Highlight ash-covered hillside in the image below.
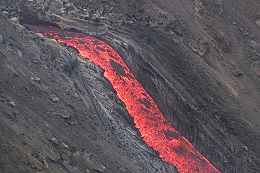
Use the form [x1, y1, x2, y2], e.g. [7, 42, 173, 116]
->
[0, 0, 259, 173]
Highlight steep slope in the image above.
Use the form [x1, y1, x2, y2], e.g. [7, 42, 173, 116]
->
[0, 0, 260, 172]
[0, 15, 177, 173]
[31, 25, 219, 173]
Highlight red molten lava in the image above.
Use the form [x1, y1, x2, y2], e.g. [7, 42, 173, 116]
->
[34, 26, 220, 173]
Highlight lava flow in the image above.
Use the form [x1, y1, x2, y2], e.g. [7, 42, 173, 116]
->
[34, 26, 220, 173]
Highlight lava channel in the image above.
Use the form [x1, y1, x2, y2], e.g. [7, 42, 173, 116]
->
[34, 26, 221, 173]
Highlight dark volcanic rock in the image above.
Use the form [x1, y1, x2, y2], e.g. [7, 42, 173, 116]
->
[0, 0, 260, 173]
[0, 34, 3, 43]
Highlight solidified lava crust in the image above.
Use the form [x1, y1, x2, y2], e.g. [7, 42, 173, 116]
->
[34, 26, 220, 173]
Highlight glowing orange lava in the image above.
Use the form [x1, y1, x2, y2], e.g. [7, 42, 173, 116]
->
[34, 26, 220, 173]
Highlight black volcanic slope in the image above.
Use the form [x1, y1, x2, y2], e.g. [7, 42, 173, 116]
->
[0, 0, 260, 173]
